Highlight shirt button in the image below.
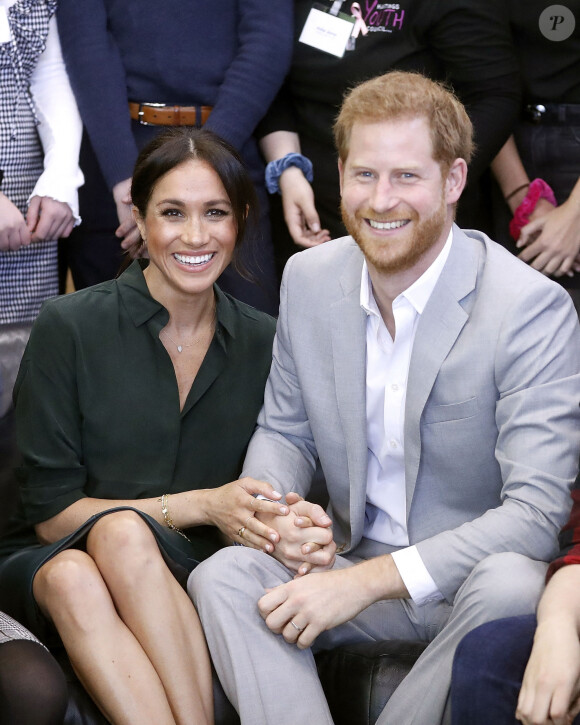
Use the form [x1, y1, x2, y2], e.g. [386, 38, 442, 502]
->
[391, 383, 399, 391]
[389, 439, 398, 449]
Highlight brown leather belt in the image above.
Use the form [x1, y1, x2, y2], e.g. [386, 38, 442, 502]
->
[129, 102, 212, 127]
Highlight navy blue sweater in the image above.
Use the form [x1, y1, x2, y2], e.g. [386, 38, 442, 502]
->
[57, 0, 293, 189]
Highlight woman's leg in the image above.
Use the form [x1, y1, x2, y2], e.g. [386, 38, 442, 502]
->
[0, 639, 67, 725]
[33, 548, 178, 725]
[86, 511, 213, 725]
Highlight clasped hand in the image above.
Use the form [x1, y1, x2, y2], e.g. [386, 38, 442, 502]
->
[518, 198, 580, 278]
[0, 193, 75, 251]
[257, 492, 336, 576]
[202, 477, 289, 553]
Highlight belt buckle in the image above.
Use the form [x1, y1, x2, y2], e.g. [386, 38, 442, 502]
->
[138, 102, 166, 126]
[527, 103, 546, 123]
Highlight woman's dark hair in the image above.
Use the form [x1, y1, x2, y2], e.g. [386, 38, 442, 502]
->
[130, 127, 259, 276]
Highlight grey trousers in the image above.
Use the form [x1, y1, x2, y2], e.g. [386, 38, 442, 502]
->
[188, 545, 546, 725]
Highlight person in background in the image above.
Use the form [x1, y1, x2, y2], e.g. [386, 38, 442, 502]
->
[0, 611, 67, 725]
[488, 0, 580, 313]
[451, 470, 580, 725]
[0, 0, 82, 325]
[56, 0, 292, 315]
[258, 0, 521, 276]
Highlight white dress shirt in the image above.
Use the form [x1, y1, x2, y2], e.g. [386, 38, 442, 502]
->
[361, 229, 453, 605]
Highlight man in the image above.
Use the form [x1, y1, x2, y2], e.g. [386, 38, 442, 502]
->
[188, 71, 580, 725]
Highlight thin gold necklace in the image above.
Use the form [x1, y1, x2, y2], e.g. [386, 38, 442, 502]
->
[161, 305, 216, 353]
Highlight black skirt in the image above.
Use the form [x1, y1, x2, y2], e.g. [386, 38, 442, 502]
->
[0, 507, 221, 646]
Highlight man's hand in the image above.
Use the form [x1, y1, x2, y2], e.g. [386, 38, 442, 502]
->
[517, 198, 580, 278]
[279, 167, 331, 248]
[516, 617, 580, 725]
[113, 177, 141, 253]
[257, 493, 336, 575]
[258, 555, 408, 649]
[0, 193, 31, 250]
[27, 196, 75, 243]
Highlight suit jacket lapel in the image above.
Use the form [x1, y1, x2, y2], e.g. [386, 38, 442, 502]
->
[331, 246, 368, 547]
[404, 226, 481, 513]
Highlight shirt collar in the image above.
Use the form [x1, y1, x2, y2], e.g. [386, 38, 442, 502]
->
[117, 259, 237, 346]
[360, 228, 453, 317]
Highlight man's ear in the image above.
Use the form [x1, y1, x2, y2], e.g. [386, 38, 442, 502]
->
[338, 158, 344, 196]
[445, 158, 468, 205]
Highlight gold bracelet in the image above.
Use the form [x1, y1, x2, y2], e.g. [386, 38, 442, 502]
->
[160, 493, 191, 543]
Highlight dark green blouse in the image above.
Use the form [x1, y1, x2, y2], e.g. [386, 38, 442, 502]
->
[1, 260, 276, 557]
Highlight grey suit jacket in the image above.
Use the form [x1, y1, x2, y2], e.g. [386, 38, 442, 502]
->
[243, 226, 580, 601]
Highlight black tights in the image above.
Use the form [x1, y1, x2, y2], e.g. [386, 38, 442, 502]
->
[0, 640, 67, 725]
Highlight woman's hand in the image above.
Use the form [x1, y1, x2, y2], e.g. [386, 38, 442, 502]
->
[517, 198, 580, 278]
[0, 192, 31, 250]
[200, 477, 289, 552]
[26, 196, 76, 242]
[279, 167, 331, 248]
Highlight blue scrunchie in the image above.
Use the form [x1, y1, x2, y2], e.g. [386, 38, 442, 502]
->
[265, 152, 314, 195]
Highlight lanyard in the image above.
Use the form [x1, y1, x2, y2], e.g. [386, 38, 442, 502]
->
[329, 0, 345, 15]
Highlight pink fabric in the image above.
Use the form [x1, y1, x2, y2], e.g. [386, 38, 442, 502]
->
[509, 178, 557, 240]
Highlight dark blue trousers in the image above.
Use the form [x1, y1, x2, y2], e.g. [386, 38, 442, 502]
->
[452, 614, 580, 724]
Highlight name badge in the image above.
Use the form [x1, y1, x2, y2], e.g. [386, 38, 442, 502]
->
[0, 8, 12, 44]
[299, 5, 355, 58]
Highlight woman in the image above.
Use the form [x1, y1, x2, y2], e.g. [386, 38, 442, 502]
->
[0, 0, 82, 324]
[0, 127, 287, 725]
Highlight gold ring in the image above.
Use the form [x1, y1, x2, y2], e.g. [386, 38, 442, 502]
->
[238, 526, 246, 538]
[290, 620, 305, 632]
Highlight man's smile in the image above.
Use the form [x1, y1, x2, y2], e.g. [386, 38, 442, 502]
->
[367, 219, 410, 230]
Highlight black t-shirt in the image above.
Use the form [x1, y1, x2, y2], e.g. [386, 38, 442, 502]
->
[260, 0, 520, 178]
[509, 0, 580, 103]
[258, 0, 520, 234]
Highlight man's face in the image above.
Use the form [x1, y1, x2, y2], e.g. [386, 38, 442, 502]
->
[339, 116, 464, 277]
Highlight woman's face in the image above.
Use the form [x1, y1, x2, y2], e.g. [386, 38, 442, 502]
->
[135, 158, 237, 301]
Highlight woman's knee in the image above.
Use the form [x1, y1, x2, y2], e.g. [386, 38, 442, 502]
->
[86, 510, 157, 562]
[87, 510, 167, 586]
[0, 640, 68, 725]
[33, 549, 102, 614]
